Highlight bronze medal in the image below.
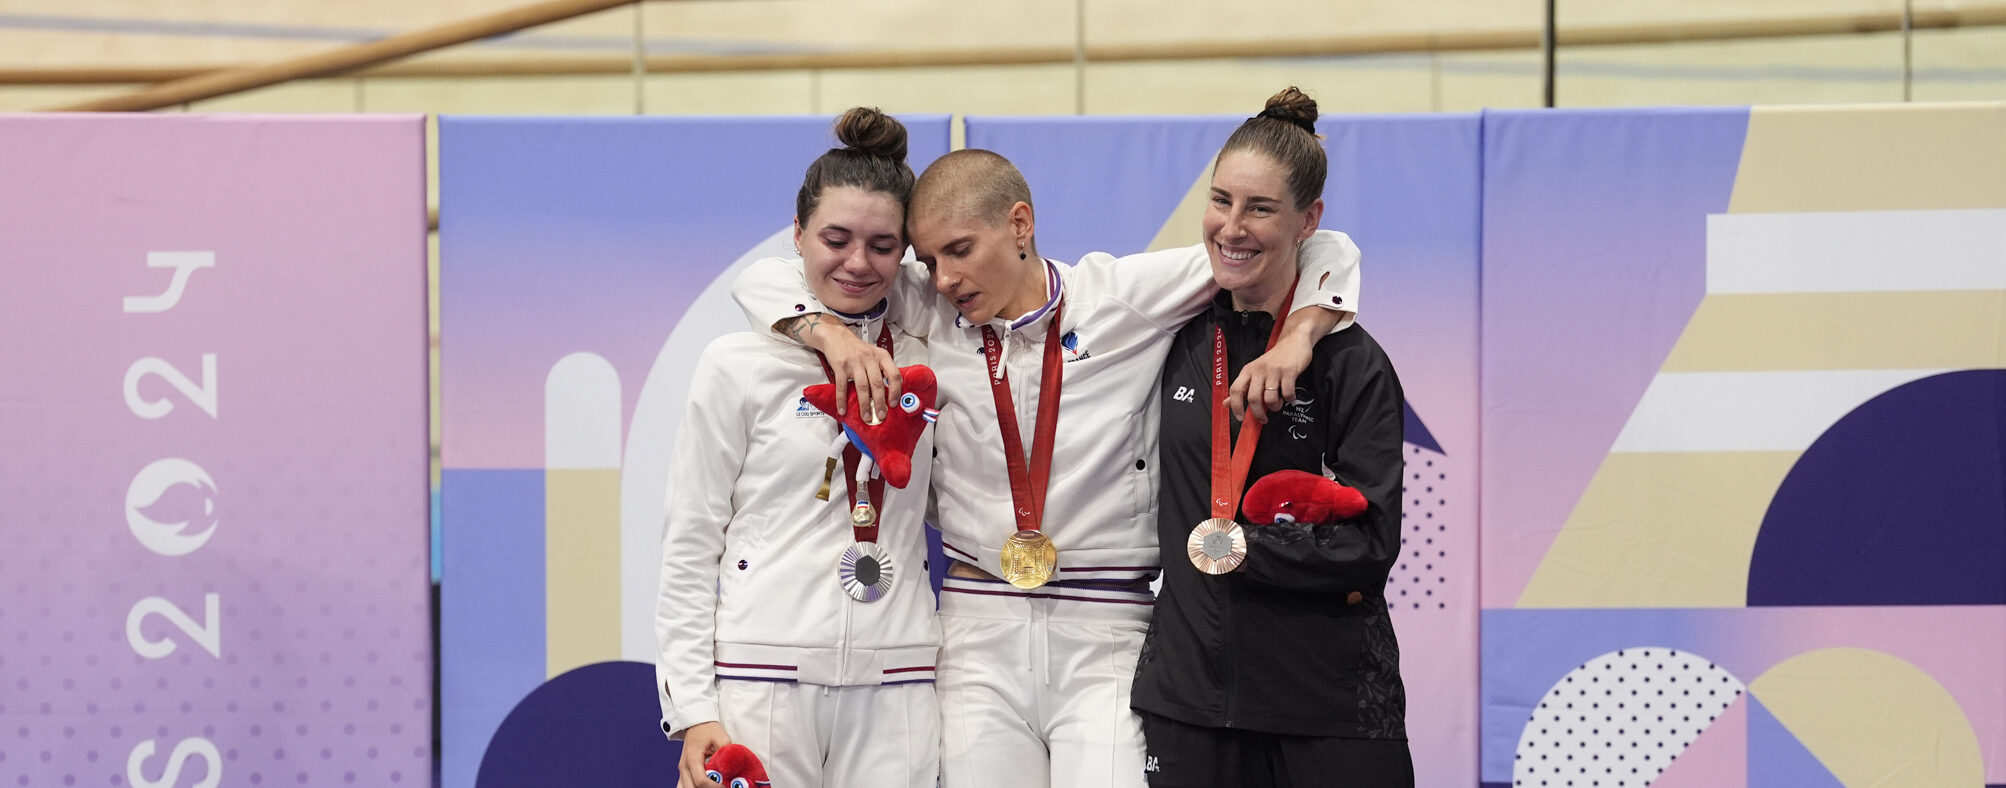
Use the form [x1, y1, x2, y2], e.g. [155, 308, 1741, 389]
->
[1186, 517, 1247, 575]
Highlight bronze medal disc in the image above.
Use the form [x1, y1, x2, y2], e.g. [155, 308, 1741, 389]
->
[1186, 517, 1247, 575]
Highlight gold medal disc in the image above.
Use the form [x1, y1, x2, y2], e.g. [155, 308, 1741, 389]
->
[1186, 518, 1247, 575]
[998, 529, 1059, 589]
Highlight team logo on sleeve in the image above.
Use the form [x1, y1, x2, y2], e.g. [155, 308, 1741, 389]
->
[1060, 330, 1090, 362]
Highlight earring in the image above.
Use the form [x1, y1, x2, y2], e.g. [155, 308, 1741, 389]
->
[1019, 247, 1028, 261]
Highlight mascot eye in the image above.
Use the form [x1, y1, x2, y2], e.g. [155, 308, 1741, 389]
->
[731, 780, 751, 788]
[1272, 513, 1296, 524]
[899, 392, 921, 413]
[705, 771, 723, 783]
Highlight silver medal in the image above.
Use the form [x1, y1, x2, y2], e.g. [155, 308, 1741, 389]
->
[837, 541, 895, 602]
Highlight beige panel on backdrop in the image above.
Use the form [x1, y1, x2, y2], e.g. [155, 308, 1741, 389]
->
[1729, 102, 2006, 213]
[1515, 451, 1799, 608]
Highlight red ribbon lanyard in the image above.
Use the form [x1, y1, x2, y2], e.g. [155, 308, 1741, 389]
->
[981, 303, 1065, 534]
[1210, 279, 1298, 520]
[818, 324, 897, 543]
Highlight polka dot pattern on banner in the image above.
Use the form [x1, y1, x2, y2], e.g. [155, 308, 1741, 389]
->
[1511, 647, 1745, 788]
[1389, 444, 1451, 613]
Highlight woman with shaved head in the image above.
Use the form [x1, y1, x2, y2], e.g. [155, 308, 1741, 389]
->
[732, 116, 1363, 787]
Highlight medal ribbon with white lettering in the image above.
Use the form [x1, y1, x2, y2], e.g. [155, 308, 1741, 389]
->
[819, 324, 898, 601]
[981, 303, 1064, 589]
[1188, 278, 1297, 574]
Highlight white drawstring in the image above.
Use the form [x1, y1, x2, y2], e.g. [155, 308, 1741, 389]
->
[992, 326, 1010, 381]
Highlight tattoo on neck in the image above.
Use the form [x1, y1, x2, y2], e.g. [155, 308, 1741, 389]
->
[784, 313, 823, 343]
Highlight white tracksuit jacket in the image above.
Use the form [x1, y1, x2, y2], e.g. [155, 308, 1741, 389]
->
[654, 306, 939, 739]
[731, 234, 1360, 587]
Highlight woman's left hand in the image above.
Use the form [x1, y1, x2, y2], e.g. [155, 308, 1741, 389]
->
[1229, 336, 1311, 423]
[1228, 304, 1346, 422]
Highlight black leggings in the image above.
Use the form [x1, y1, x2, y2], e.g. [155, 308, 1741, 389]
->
[1139, 711, 1415, 788]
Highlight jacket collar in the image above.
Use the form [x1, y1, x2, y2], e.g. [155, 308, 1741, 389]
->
[1208, 287, 1279, 332]
[957, 259, 1063, 333]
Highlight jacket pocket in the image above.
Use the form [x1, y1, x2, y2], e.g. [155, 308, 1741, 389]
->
[1126, 413, 1155, 519]
[717, 518, 768, 604]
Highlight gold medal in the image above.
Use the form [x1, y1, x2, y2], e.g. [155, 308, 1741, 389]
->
[1186, 517, 1247, 575]
[998, 529, 1058, 589]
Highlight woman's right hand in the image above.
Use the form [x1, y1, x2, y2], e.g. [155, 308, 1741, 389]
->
[676, 721, 732, 788]
[783, 314, 901, 422]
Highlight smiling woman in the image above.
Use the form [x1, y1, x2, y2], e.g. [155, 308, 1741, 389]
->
[1133, 86, 1417, 787]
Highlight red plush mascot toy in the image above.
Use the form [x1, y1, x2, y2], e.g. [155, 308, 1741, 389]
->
[802, 365, 941, 489]
[703, 743, 771, 788]
[1241, 469, 1368, 525]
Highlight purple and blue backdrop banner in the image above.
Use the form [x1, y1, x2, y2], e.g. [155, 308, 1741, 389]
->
[967, 113, 1482, 788]
[0, 115, 432, 787]
[436, 115, 952, 788]
[1478, 105, 2006, 787]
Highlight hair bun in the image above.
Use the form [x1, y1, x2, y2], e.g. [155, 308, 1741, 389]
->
[834, 106, 908, 162]
[1258, 87, 1319, 135]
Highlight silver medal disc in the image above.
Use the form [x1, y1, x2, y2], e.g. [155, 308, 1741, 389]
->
[838, 541, 896, 603]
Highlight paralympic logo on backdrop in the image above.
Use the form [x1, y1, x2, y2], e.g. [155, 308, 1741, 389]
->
[125, 457, 219, 557]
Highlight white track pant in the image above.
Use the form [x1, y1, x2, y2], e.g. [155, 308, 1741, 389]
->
[718, 679, 940, 788]
[936, 577, 1153, 788]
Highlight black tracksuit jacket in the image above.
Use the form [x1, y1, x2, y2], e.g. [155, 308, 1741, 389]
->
[1131, 291, 1408, 739]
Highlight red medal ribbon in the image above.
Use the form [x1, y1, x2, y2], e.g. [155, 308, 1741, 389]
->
[1210, 279, 1298, 520]
[980, 303, 1065, 535]
[818, 323, 897, 543]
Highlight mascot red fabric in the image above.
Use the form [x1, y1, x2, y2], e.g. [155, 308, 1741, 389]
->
[803, 364, 940, 489]
[703, 743, 772, 788]
[1241, 469, 1367, 525]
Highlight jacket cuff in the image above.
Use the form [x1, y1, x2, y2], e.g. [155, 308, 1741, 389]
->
[664, 700, 721, 741]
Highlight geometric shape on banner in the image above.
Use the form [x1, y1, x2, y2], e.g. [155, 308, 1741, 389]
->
[441, 468, 550, 788]
[1144, 159, 1213, 251]
[476, 660, 681, 788]
[546, 468, 623, 677]
[1646, 695, 1746, 788]
[1748, 369, 2006, 606]
[546, 351, 624, 470]
[547, 344, 625, 680]
[1404, 401, 1445, 455]
[1728, 104, 2006, 214]
[1511, 647, 1745, 788]
[1516, 451, 1798, 608]
[1748, 647, 1984, 788]
[1660, 290, 2006, 373]
[1746, 695, 1845, 788]
[1389, 442, 1454, 613]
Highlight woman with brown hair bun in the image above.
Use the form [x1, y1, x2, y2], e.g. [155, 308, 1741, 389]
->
[654, 107, 942, 788]
[1132, 87, 1415, 786]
